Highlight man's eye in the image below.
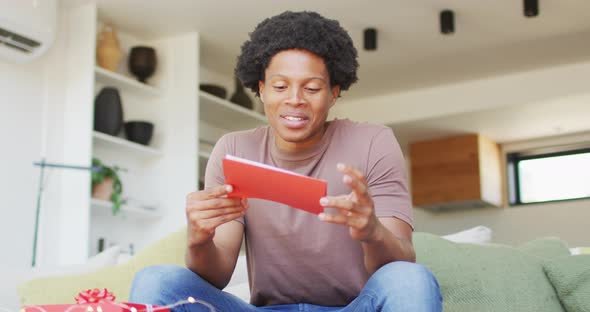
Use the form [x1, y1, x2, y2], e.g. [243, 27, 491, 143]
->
[305, 88, 320, 92]
[273, 86, 287, 91]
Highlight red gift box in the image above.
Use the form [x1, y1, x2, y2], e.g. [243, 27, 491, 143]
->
[22, 302, 168, 312]
[21, 289, 170, 312]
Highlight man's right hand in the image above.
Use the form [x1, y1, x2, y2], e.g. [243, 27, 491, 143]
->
[185, 185, 248, 248]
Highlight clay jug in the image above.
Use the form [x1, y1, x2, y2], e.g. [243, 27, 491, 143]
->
[96, 24, 122, 71]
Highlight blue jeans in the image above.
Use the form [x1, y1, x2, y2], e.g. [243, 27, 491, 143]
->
[129, 261, 442, 312]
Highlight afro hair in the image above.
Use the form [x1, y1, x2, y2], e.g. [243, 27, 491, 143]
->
[235, 11, 359, 96]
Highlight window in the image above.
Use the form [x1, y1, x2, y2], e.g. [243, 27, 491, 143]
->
[507, 147, 590, 205]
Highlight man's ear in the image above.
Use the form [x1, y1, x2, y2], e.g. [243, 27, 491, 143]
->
[330, 85, 340, 108]
[258, 81, 265, 101]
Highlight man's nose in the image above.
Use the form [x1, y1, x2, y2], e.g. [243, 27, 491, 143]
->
[285, 87, 305, 106]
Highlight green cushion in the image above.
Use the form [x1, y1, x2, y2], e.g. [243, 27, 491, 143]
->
[17, 227, 187, 305]
[543, 255, 590, 312]
[414, 233, 569, 312]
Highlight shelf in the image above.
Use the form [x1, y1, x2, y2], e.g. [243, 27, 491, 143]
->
[95, 66, 161, 96]
[198, 150, 211, 159]
[199, 91, 267, 132]
[91, 198, 162, 220]
[93, 131, 163, 158]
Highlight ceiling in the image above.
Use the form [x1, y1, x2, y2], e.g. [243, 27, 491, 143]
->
[90, 0, 590, 100]
[391, 91, 590, 150]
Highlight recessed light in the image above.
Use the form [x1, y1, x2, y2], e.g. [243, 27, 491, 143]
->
[440, 10, 454, 35]
[524, 0, 539, 17]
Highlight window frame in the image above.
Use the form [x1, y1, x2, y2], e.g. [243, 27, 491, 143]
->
[507, 146, 590, 206]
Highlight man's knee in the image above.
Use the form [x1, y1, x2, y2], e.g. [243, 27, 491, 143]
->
[133, 265, 191, 286]
[364, 262, 442, 311]
[368, 261, 439, 295]
[131, 264, 207, 298]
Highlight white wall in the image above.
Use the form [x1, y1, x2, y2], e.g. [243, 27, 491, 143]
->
[414, 200, 590, 246]
[333, 59, 590, 126]
[0, 3, 96, 268]
[143, 32, 200, 247]
[0, 53, 45, 269]
[46, 3, 96, 267]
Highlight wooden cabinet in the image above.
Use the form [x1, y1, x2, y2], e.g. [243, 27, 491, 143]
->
[409, 134, 503, 210]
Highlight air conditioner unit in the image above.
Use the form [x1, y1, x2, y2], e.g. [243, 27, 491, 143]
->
[0, 0, 57, 63]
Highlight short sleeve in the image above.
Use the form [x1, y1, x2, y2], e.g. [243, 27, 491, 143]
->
[366, 128, 413, 229]
[204, 134, 245, 224]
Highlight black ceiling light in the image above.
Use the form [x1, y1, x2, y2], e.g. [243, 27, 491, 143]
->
[524, 0, 539, 17]
[440, 10, 454, 35]
[364, 28, 377, 51]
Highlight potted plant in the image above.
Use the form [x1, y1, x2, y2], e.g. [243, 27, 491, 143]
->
[91, 157, 123, 215]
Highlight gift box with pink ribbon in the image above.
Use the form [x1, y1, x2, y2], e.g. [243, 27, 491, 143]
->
[20, 288, 203, 312]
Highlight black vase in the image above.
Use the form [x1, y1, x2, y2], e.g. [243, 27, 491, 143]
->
[128, 46, 157, 83]
[229, 77, 253, 109]
[124, 121, 154, 145]
[94, 87, 123, 135]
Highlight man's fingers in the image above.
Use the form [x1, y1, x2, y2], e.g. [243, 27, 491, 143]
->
[188, 197, 243, 211]
[342, 175, 373, 208]
[318, 212, 349, 225]
[318, 212, 370, 232]
[337, 163, 371, 203]
[344, 174, 369, 198]
[190, 205, 245, 220]
[320, 196, 355, 212]
[196, 184, 233, 200]
[337, 163, 366, 184]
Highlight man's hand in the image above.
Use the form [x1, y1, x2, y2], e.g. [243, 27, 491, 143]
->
[318, 163, 382, 242]
[185, 185, 248, 248]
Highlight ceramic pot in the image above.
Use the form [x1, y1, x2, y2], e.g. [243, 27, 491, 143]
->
[124, 121, 154, 145]
[96, 24, 122, 71]
[94, 87, 123, 135]
[92, 177, 114, 201]
[128, 46, 157, 83]
[229, 77, 253, 109]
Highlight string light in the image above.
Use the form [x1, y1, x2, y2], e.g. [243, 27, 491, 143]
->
[4, 297, 216, 312]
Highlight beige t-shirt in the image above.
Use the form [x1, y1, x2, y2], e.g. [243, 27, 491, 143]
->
[204, 119, 413, 307]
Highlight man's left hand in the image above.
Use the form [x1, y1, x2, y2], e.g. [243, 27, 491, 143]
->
[318, 163, 382, 242]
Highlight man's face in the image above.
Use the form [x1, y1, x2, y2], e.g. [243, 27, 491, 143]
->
[259, 49, 340, 151]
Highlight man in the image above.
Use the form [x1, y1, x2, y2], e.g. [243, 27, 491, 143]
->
[130, 11, 442, 311]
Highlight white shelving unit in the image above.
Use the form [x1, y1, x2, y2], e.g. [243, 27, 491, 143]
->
[198, 149, 212, 159]
[95, 66, 161, 97]
[92, 131, 163, 158]
[91, 198, 162, 220]
[199, 91, 266, 132]
[35, 2, 197, 266]
[198, 90, 267, 186]
[87, 14, 199, 258]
